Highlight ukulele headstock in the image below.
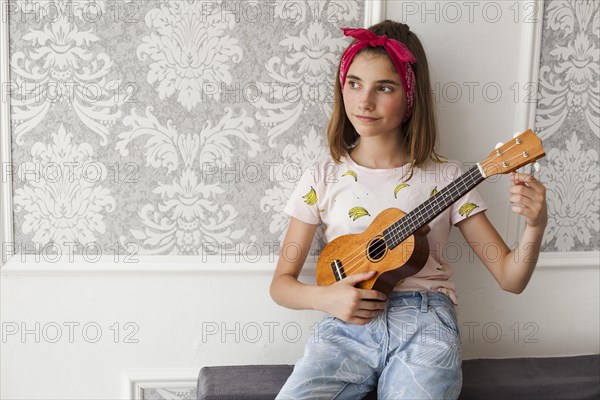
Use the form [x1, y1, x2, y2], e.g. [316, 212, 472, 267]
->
[480, 129, 545, 178]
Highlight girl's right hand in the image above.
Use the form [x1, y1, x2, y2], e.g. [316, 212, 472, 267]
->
[319, 270, 388, 325]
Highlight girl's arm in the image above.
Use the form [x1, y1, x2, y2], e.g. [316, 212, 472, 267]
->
[456, 172, 548, 294]
[270, 216, 387, 324]
[269, 216, 322, 310]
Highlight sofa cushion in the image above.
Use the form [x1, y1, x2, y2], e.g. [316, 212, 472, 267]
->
[197, 354, 600, 400]
[459, 354, 600, 400]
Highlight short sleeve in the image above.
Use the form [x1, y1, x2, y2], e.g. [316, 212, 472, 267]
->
[448, 162, 488, 226]
[283, 166, 321, 225]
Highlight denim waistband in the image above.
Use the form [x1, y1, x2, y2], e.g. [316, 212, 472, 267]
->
[387, 290, 453, 312]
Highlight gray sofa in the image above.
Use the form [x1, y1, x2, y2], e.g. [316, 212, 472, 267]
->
[197, 354, 599, 399]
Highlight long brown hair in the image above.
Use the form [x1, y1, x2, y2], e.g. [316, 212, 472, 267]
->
[327, 20, 441, 181]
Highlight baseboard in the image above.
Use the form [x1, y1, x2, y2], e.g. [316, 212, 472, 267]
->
[121, 369, 198, 400]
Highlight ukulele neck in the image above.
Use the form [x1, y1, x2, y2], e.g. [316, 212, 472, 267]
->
[383, 164, 486, 249]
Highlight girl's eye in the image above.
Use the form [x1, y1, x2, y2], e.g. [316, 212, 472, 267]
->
[348, 81, 359, 89]
[380, 86, 393, 93]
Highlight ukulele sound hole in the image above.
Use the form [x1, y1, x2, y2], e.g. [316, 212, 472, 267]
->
[367, 236, 387, 262]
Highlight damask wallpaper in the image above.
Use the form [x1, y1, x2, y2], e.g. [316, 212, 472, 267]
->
[535, 0, 599, 252]
[9, 0, 364, 258]
[7, 0, 599, 260]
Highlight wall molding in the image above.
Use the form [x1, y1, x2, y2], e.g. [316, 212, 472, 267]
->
[506, 0, 545, 246]
[364, 0, 385, 27]
[0, 0, 15, 267]
[1, 251, 597, 275]
[536, 251, 600, 269]
[0, 255, 317, 275]
[121, 369, 197, 400]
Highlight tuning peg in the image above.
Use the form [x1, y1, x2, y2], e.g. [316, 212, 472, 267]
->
[533, 162, 541, 173]
[495, 142, 504, 149]
[513, 131, 522, 138]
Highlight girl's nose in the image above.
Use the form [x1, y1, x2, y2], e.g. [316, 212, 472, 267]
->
[358, 91, 375, 110]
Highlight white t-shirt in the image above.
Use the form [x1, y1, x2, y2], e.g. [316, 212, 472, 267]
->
[283, 151, 488, 305]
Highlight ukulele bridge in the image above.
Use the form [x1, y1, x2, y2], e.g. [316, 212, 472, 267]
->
[331, 259, 345, 281]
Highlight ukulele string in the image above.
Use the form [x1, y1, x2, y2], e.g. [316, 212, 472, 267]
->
[332, 143, 529, 279]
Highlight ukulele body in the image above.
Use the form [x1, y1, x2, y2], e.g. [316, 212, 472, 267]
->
[315, 207, 430, 296]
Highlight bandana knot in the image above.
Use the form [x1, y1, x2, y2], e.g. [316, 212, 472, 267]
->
[370, 34, 388, 47]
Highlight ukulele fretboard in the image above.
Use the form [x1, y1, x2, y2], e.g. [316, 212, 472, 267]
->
[383, 165, 485, 249]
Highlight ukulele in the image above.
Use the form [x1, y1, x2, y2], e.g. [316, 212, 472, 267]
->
[315, 129, 546, 296]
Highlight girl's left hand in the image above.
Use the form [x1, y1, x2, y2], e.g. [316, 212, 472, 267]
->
[509, 172, 548, 231]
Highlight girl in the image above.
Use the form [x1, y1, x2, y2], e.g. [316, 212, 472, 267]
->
[270, 20, 547, 400]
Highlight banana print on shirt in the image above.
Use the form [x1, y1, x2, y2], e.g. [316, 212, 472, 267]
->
[342, 170, 358, 182]
[393, 183, 410, 198]
[348, 206, 370, 221]
[458, 202, 479, 218]
[302, 187, 317, 206]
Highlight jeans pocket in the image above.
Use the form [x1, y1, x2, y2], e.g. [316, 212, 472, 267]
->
[429, 304, 460, 338]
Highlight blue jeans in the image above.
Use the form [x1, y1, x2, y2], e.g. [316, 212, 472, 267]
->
[276, 291, 462, 400]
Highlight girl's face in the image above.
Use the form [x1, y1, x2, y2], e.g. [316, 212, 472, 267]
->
[342, 52, 407, 140]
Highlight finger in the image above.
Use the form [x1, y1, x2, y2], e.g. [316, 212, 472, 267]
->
[509, 174, 546, 204]
[511, 204, 532, 219]
[357, 299, 387, 310]
[510, 182, 547, 206]
[343, 270, 376, 286]
[509, 194, 536, 208]
[353, 309, 381, 319]
[509, 184, 537, 198]
[510, 190, 543, 209]
[511, 203, 535, 219]
[510, 200, 542, 217]
[357, 289, 387, 302]
[511, 172, 544, 190]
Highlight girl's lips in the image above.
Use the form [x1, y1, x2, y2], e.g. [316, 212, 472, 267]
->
[355, 115, 379, 122]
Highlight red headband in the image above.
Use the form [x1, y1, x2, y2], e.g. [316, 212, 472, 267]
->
[339, 28, 417, 122]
